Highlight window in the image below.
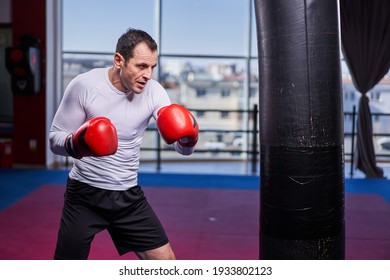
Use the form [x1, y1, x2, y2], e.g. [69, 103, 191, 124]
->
[62, 0, 156, 53]
[221, 89, 231, 97]
[161, 0, 249, 56]
[220, 111, 230, 119]
[196, 111, 205, 118]
[196, 89, 207, 98]
[62, 1, 390, 167]
[370, 91, 381, 102]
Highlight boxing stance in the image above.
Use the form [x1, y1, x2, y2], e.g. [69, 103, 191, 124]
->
[49, 28, 198, 260]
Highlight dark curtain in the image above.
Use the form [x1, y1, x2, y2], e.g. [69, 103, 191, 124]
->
[340, 0, 390, 178]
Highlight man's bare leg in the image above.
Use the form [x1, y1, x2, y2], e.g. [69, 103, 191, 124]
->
[136, 243, 176, 260]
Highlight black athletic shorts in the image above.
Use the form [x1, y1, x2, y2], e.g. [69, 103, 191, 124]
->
[54, 177, 169, 260]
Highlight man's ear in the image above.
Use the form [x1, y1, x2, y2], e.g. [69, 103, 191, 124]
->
[113, 53, 124, 68]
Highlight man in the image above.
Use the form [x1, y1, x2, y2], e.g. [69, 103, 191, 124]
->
[49, 28, 199, 260]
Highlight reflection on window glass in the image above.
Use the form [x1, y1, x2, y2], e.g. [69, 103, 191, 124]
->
[161, 0, 249, 56]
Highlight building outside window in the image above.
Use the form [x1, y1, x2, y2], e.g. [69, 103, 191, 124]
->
[62, 0, 390, 168]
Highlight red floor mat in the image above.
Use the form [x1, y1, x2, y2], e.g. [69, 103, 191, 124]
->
[0, 184, 389, 260]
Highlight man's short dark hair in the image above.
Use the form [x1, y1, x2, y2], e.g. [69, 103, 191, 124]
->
[116, 28, 158, 63]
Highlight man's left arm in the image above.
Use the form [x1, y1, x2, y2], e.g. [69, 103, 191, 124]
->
[156, 104, 199, 156]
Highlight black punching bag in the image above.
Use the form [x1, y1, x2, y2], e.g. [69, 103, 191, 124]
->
[254, 0, 345, 259]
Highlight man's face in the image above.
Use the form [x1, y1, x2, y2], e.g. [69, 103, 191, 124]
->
[114, 42, 158, 93]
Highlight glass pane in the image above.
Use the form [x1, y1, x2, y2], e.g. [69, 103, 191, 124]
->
[63, 53, 113, 89]
[62, 0, 156, 52]
[161, 0, 249, 56]
[249, 58, 259, 109]
[251, 3, 258, 57]
[158, 57, 252, 160]
[63, 52, 159, 90]
[159, 57, 246, 108]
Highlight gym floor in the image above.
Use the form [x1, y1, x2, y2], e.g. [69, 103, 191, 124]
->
[0, 166, 389, 260]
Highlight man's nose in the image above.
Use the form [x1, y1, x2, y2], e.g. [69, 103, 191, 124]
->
[143, 68, 153, 80]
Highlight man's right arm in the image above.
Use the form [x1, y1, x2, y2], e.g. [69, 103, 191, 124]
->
[49, 79, 87, 156]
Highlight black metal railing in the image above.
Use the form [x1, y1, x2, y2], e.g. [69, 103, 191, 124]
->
[143, 104, 259, 174]
[142, 104, 390, 176]
[60, 104, 390, 176]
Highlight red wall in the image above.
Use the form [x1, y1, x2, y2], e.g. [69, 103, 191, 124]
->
[11, 0, 46, 165]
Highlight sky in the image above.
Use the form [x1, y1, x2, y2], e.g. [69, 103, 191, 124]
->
[62, 0, 257, 57]
[62, 0, 353, 75]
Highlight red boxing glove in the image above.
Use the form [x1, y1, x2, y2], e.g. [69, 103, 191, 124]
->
[65, 117, 118, 159]
[157, 104, 199, 147]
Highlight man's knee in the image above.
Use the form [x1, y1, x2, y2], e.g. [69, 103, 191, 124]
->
[136, 243, 176, 260]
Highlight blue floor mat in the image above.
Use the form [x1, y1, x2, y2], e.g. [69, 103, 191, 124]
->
[1, 169, 389, 211]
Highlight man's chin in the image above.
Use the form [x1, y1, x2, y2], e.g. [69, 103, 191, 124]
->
[132, 88, 143, 94]
[134, 84, 146, 93]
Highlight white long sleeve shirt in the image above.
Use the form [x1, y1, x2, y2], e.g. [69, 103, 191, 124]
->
[49, 67, 194, 190]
